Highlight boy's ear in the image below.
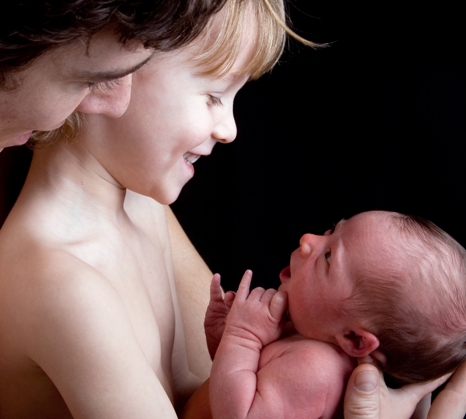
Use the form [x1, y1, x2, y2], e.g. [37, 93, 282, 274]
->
[335, 329, 380, 358]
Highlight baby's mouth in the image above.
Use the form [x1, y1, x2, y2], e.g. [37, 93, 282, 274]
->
[183, 152, 200, 165]
[279, 266, 291, 281]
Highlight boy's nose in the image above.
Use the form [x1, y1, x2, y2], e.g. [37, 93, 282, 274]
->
[299, 233, 323, 257]
[212, 108, 237, 144]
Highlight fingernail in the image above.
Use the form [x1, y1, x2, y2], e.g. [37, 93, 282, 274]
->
[354, 371, 377, 392]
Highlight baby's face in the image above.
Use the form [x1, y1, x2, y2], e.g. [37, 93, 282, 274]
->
[77, 22, 252, 204]
[279, 212, 393, 342]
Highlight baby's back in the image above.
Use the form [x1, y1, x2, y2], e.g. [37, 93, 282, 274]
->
[257, 333, 356, 419]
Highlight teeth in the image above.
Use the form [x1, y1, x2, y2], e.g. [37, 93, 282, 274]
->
[184, 152, 200, 164]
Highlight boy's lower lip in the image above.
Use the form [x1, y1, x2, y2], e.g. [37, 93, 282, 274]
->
[183, 156, 195, 177]
[183, 153, 202, 176]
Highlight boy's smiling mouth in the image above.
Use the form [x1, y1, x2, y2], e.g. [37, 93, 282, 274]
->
[183, 152, 200, 165]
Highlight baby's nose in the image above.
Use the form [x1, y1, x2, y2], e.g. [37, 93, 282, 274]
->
[299, 233, 324, 257]
[300, 234, 313, 256]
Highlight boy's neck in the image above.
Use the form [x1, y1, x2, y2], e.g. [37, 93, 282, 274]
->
[24, 140, 128, 218]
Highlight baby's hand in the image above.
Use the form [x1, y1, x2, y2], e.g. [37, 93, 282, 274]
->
[204, 273, 235, 359]
[224, 270, 287, 348]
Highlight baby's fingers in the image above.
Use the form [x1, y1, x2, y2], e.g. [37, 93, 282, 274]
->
[269, 291, 287, 322]
[223, 291, 236, 308]
[236, 269, 253, 300]
[210, 273, 223, 303]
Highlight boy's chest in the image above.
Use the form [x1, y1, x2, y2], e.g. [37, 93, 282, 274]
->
[122, 249, 175, 365]
[90, 229, 178, 380]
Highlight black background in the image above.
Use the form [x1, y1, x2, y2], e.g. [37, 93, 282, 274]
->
[171, 1, 466, 292]
[0, 2, 465, 295]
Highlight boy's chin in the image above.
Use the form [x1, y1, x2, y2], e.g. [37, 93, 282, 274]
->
[146, 186, 184, 206]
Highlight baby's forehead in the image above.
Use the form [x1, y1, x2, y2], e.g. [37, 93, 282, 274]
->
[344, 211, 410, 258]
[342, 211, 392, 238]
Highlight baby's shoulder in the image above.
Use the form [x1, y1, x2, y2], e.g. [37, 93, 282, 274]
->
[262, 334, 355, 374]
[259, 334, 355, 418]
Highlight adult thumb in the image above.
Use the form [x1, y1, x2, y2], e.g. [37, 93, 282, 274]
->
[344, 364, 380, 419]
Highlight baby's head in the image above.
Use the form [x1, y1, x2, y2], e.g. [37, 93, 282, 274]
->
[279, 210, 466, 384]
[31, 0, 315, 147]
[342, 211, 466, 384]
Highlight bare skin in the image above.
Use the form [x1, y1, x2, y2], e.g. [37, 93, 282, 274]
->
[0, 143, 205, 418]
[193, 272, 355, 419]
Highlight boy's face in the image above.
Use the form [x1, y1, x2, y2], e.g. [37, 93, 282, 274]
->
[279, 212, 393, 343]
[0, 31, 152, 152]
[80, 35, 251, 204]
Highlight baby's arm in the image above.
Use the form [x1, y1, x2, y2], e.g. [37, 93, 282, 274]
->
[209, 270, 287, 419]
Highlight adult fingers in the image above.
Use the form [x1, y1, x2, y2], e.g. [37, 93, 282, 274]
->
[344, 363, 381, 419]
[428, 362, 466, 418]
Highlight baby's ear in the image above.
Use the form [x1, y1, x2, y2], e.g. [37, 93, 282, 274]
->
[335, 329, 380, 358]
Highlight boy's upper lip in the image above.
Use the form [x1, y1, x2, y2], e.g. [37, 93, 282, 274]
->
[183, 152, 203, 164]
[183, 151, 210, 163]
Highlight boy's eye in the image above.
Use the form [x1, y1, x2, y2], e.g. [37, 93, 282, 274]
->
[208, 95, 223, 106]
[325, 251, 331, 264]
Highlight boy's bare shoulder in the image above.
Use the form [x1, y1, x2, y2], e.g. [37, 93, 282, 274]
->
[0, 241, 126, 351]
[0, 237, 175, 417]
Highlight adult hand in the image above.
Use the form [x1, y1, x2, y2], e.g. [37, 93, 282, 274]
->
[344, 358, 450, 419]
[428, 361, 466, 418]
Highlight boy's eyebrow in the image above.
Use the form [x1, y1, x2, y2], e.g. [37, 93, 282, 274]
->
[74, 54, 153, 82]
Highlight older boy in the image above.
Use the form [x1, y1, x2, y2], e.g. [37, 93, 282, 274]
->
[0, 0, 226, 399]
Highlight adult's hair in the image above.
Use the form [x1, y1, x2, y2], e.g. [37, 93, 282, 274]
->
[0, 0, 227, 88]
[343, 211, 466, 384]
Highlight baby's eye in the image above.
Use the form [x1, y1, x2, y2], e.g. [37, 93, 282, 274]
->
[208, 95, 223, 106]
[324, 225, 335, 236]
[325, 251, 331, 264]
